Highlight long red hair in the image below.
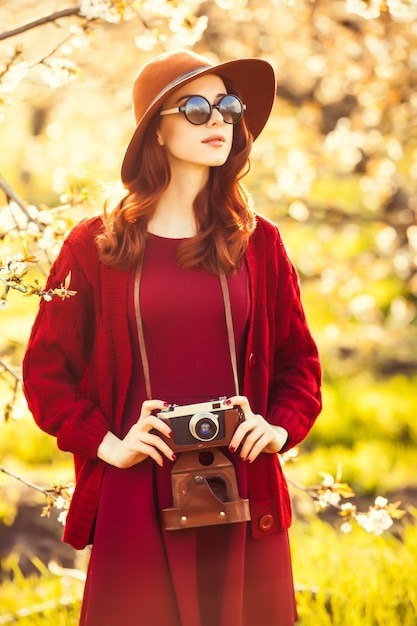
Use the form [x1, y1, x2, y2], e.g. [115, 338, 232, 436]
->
[96, 82, 256, 274]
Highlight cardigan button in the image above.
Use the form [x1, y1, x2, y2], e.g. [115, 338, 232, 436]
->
[248, 352, 256, 368]
[259, 514, 274, 531]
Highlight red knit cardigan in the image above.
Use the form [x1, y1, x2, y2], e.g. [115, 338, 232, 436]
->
[23, 213, 321, 550]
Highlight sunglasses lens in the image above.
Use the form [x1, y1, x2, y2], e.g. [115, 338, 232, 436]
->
[218, 95, 243, 124]
[184, 96, 211, 125]
[182, 94, 244, 125]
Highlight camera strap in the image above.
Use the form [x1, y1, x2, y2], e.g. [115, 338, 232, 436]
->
[219, 270, 240, 398]
[134, 258, 240, 400]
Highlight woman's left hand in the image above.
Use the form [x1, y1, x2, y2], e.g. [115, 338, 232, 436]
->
[226, 396, 288, 463]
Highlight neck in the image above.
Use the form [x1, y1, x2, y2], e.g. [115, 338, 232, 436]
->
[148, 163, 209, 238]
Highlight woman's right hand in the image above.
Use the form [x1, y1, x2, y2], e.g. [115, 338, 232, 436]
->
[97, 400, 176, 468]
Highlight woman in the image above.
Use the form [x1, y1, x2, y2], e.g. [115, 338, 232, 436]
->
[23, 50, 322, 626]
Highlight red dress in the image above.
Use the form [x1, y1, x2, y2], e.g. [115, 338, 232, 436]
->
[79, 234, 297, 626]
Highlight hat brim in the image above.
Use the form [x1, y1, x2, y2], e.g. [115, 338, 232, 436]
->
[121, 57, 276, 185]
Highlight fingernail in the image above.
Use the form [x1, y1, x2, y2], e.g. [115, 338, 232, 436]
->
[225, 399, 232, 405]
[229, 446, 236, 453]
[172, 453, 177, 461]
[168, 430, 174, 438]
[163, 402, 170, 408]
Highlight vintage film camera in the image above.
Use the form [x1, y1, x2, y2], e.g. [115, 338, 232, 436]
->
[155, 398, 250, 530]
[156, 397, 244, 453]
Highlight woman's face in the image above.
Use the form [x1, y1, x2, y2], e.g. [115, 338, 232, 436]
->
[157, 74, 234, 172]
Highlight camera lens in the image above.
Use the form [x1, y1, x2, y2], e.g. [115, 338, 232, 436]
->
[189, 411, 219, 442]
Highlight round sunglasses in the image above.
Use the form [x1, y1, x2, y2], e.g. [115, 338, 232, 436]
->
[160, 94, 246, 126]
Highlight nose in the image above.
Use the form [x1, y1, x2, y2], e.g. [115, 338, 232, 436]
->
[208, 105, 224, 125]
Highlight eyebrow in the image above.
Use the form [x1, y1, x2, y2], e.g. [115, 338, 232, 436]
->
[174, 92, 228, 105]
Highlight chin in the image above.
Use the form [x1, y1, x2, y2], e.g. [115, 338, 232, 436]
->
[207, 155, 229, 167]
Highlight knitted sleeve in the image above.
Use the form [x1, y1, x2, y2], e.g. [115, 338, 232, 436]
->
[266, 226, 322, 450]
[22, 220, 110, 458]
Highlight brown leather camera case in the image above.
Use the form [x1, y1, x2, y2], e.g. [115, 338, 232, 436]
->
[162, 448, 251, 530]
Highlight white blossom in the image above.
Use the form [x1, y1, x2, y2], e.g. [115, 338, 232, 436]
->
[375, 496, 389, 508]
[80, 0, 121, 22]
[320, 472, 335, 488]
[27, 222, 40, 236]
[0, 254, 27, 280]
[57, 510, 68, 526]
[0, 203, 29, 233]
[320, 489, 341, 507]
[387, 0, 417, 21]
[10, 398, 27, 420]
[54, 496, 66, 510]
[169, 14, 208, 47]
[340, 522, 353, 534]
[142, 0, 204, 15]
[69, 25, 92, 49]
[135, 30, 162, 52]
[41, 59, 78, 89]
[356, 509, 393, 535]
[37, 229, 55, 250]
[37, 210, 54, 226]
[214, 0, 247, 9]
[346, 0, 381, 18]
[9, 261, 26, 278]
[0, 62, 29, 94]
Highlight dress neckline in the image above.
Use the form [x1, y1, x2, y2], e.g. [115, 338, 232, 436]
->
[147, 231, 191, 242]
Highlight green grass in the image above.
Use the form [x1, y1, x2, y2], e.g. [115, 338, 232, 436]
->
[284, 373, 417, 498]
[1, 515, 416, 625]
[0, 554, 83, 625]
[291, 513, 417, 625]
[314, 374, 417, 448]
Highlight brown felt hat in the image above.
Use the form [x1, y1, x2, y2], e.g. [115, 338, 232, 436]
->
[121, 49, 276, 184]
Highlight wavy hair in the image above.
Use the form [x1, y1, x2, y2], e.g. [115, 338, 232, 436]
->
[96, 82, 256, 274]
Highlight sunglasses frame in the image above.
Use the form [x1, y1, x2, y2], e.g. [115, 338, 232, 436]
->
[160, 94, 246, 125]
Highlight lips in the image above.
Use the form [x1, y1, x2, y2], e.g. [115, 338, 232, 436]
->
[202, 134, 226, 146]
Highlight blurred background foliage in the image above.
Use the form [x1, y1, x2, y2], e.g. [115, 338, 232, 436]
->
[0, 0, 417, 622]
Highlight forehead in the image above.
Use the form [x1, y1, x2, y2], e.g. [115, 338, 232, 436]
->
[166, 74, 227, 104]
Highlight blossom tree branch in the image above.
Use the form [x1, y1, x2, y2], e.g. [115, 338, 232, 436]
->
[0, 358, 21, 423]
[281, 453, 407, 535]
[0, 7, 82, 41]
[0, 172, 45, 233]
[0, 457, 407, 534]
[0, 465, 74, 525]
[0, 356, 21, 382]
